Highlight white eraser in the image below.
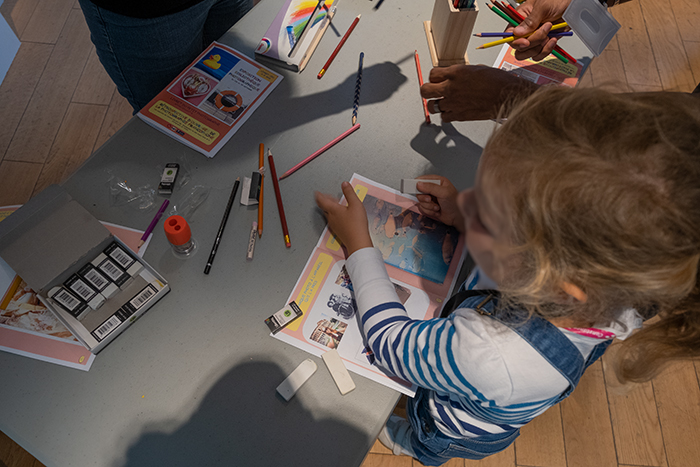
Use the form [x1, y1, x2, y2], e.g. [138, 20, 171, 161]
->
[102, 282, 119, 299]
[322, 349, 355, 395]
[401, 178, 440, 194]
[277, 359, 317, 401]
[240, 177, 253, 205]
[126, 261, 144, 277]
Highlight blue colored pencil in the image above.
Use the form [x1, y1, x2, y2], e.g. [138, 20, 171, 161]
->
[474, 31, 573, 38]
[352, 52, 364, 125]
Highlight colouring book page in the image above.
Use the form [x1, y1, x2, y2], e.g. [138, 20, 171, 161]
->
[273, 174, 466, 396]
[493, 44, 584, 87]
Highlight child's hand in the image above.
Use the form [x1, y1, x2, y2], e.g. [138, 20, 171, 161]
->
[315, 182, 373, 256]
[415, 176, 465, 233]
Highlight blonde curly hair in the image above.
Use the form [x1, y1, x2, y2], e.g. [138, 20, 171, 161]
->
[485, 86, 700, 383]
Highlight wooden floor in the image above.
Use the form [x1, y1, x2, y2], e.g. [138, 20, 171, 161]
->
[0, 0, 699, 466]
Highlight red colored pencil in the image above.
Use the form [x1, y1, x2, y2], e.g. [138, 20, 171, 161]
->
[268, 150, 291, 248]
[317, 14, 361, 79]
[414, 50, 430, 124]
[499, 1, 576, 64]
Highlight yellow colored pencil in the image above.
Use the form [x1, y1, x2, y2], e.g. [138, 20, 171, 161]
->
[477, 22, 569, 49]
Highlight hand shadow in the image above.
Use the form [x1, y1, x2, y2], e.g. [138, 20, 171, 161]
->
[117, 360, 371, 467]
[237, 61, 408, 144]
[409, 122, 485, 190]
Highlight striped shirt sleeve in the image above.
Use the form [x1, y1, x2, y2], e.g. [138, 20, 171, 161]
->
[345, 247, 500, 395]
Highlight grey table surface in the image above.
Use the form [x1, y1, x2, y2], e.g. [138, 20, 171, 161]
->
[0, 1, 592, 466]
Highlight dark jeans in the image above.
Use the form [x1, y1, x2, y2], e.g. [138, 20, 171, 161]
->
[79, 0, 253, 112]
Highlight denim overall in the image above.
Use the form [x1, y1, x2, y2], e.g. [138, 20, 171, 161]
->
[406, 290, 612, 466]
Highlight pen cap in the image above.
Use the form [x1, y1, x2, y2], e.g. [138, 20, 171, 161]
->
[164, 215, 191, 246]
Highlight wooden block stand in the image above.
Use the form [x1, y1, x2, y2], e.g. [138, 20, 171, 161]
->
[424, 0, 479, 67]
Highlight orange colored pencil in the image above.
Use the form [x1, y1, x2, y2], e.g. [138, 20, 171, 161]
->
[258, 143, 264, 238]
[414, 50, 430, 124]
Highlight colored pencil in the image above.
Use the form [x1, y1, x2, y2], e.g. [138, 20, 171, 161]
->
[267, 151, 291, 248]
[352, 52, 364, 125]
[138, 199, 169, 248]
[414, 50, 430, 124]
[494, 1, 576, 64]
[502, 2, 575, 62]
[279, 123, 361, 180]
[258, 143, 264, 238]
[474, 31, 572, 38]
[477, 21, 569, 49]
[204, 177, 240, 274]
[317, 14, 361, 79]
[289, 0, 325, 58]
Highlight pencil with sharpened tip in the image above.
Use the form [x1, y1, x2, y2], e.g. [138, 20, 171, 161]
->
[352, 52, 364, 125]
[317, 14, 361, 79]
[500, 1, 576, 63]
[139, 199, 169, 248]
[486, 2, 573, 63]
[279, 124, 361, 180]
[258, 143, 264, 238]
[477, 21, 569, 49]
[268, 150, 291, 248]
[204, 177, 240, 274]
[414, 50, 430, 124]
[474, 31, 573, 38]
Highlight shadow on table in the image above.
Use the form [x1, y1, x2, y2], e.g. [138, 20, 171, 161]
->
[409, 122, 484, 189]
[238, 61, 408, 143]
[117, 360, 370, 467]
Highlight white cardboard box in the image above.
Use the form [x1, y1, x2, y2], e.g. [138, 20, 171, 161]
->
[0, 185, 170, 353]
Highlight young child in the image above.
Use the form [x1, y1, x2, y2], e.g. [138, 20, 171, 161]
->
[314, 86, 700, 466]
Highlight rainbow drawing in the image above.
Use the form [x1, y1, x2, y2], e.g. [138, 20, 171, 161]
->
[288, 0, 333, 41]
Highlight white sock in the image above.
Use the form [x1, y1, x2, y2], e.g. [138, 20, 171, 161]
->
[377, 415, 415, 457]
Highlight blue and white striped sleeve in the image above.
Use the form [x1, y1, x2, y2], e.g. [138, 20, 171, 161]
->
[345, 247, 477, 394]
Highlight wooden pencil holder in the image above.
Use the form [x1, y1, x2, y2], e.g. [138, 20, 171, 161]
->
[424, 0, 479, 67]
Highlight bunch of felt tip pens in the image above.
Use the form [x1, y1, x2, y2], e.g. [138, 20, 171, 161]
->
[453, 0, 475, 8]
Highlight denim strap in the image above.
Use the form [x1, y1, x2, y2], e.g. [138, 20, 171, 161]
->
[445, 290, 610, 396]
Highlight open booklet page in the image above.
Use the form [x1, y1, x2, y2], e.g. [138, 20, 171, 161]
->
[273, 174, 466, 396]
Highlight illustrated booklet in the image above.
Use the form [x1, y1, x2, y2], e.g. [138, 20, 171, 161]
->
[255, 0, 338, 72]
[138, 42, 282, 158]
[273, 174, 466, 396]
[493, 44, 585, 87]
[0, 206, 149, 371]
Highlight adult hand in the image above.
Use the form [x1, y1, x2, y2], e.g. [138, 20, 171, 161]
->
[414, 176, 465, 233]
[510, 0, 572, 61]
[420, 65, 539, 121]
[315, 182, 373, 255]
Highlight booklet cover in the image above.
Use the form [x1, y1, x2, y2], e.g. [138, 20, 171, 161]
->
[272, 174, 466, 396]
[255, 0, 337, 72]
[138, 42, 282, 158]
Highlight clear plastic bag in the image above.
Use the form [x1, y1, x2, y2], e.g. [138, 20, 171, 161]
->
[107, 173, 157, 211]
[169, 185, 210, 219]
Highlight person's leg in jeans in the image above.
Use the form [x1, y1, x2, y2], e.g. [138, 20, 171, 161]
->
[78, 0, 252, 113]
[203, 0, 254, 45]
